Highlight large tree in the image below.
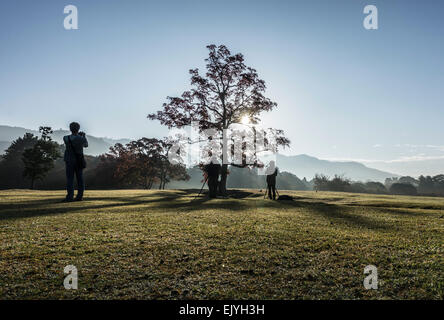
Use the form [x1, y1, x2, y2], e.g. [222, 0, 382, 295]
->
[148, 44, 289, 195]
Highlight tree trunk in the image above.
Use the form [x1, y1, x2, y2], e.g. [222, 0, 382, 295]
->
[30, 177, 35, 190]
[159, 168, 166, 190]
[218, 164, 228, 196]
[218, 128, 229, 196]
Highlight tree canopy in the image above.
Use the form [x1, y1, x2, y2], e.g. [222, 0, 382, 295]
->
[99, 137, 189, 189]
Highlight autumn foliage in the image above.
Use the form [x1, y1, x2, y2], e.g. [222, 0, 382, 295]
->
[98, 138, 189, 189]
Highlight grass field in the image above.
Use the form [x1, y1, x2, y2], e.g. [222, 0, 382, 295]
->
[0, 189, 443, 300]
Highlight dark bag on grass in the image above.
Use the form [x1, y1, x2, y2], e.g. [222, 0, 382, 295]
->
[277, 195, 293, 201]
[68, 136, 87, 169]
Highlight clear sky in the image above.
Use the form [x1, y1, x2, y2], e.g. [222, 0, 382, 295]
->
[1, 0, 443, 176]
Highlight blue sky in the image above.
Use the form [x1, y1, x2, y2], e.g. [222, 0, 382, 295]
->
[0, 0, 443, 176]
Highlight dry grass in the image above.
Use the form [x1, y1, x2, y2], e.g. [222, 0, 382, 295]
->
[0, 189, 443, 299]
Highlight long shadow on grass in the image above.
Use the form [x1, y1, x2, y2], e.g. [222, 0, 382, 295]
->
[355, 205, 436, 218]
[0, 190, 405, 229]
[0, 190, 202, 221]
[262, 199, 393, 230]
[0, 190, 195, 211]
[149, 198, 252, 213]
[0, 189, 258, 221]
[147, 194, 393, 230]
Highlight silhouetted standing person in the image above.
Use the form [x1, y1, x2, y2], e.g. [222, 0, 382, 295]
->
[204, 158, 221, 199]
[266, 160, 278, 200]
[63, 122, 88, 202]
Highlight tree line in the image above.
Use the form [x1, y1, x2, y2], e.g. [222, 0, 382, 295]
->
[0, 131, 442, 197]
[0, 129, 189, 190]
[313, 174, 444, 196]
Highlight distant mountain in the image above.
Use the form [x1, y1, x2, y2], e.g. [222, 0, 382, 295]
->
[275, 154, 398, 182]
[0, 125, 131, 156]
[358, 158, 444, 178]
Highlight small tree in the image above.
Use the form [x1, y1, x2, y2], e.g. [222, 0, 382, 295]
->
[329, 174, 351, 192]
[418, 175, 435, 194]
[105, 137, 189, 189]
[157, 137, 189, 189]
[107, 138, 161, 189]
[313, 174, 330, 191]
[22, 127, 61, 189]
[389, 183, 418, 196]
[364, 181, 387, 194]
[418, 174, 444, 196]
[92, 154, 123, 189]
[313, 174, 350, 192]
[0, 133, 39, 188]
[398, 176, 419, 187]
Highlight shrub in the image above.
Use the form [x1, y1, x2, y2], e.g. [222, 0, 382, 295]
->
[389, 183, 418, 196]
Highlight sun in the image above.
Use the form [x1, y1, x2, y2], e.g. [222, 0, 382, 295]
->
[241, 115, 250, 125]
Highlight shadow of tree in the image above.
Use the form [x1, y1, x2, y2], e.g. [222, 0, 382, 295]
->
[0, 189, 421, 231]
[0, 191, 192, 221]
[226, 189, 263, 199]
[258, 199, 393, 230]
[0, 189, 261, 221]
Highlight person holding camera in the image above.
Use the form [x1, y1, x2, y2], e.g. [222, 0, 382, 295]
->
[63, 122, 88, 202]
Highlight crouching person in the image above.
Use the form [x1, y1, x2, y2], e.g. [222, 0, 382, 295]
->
[63, 122, 88, 202]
